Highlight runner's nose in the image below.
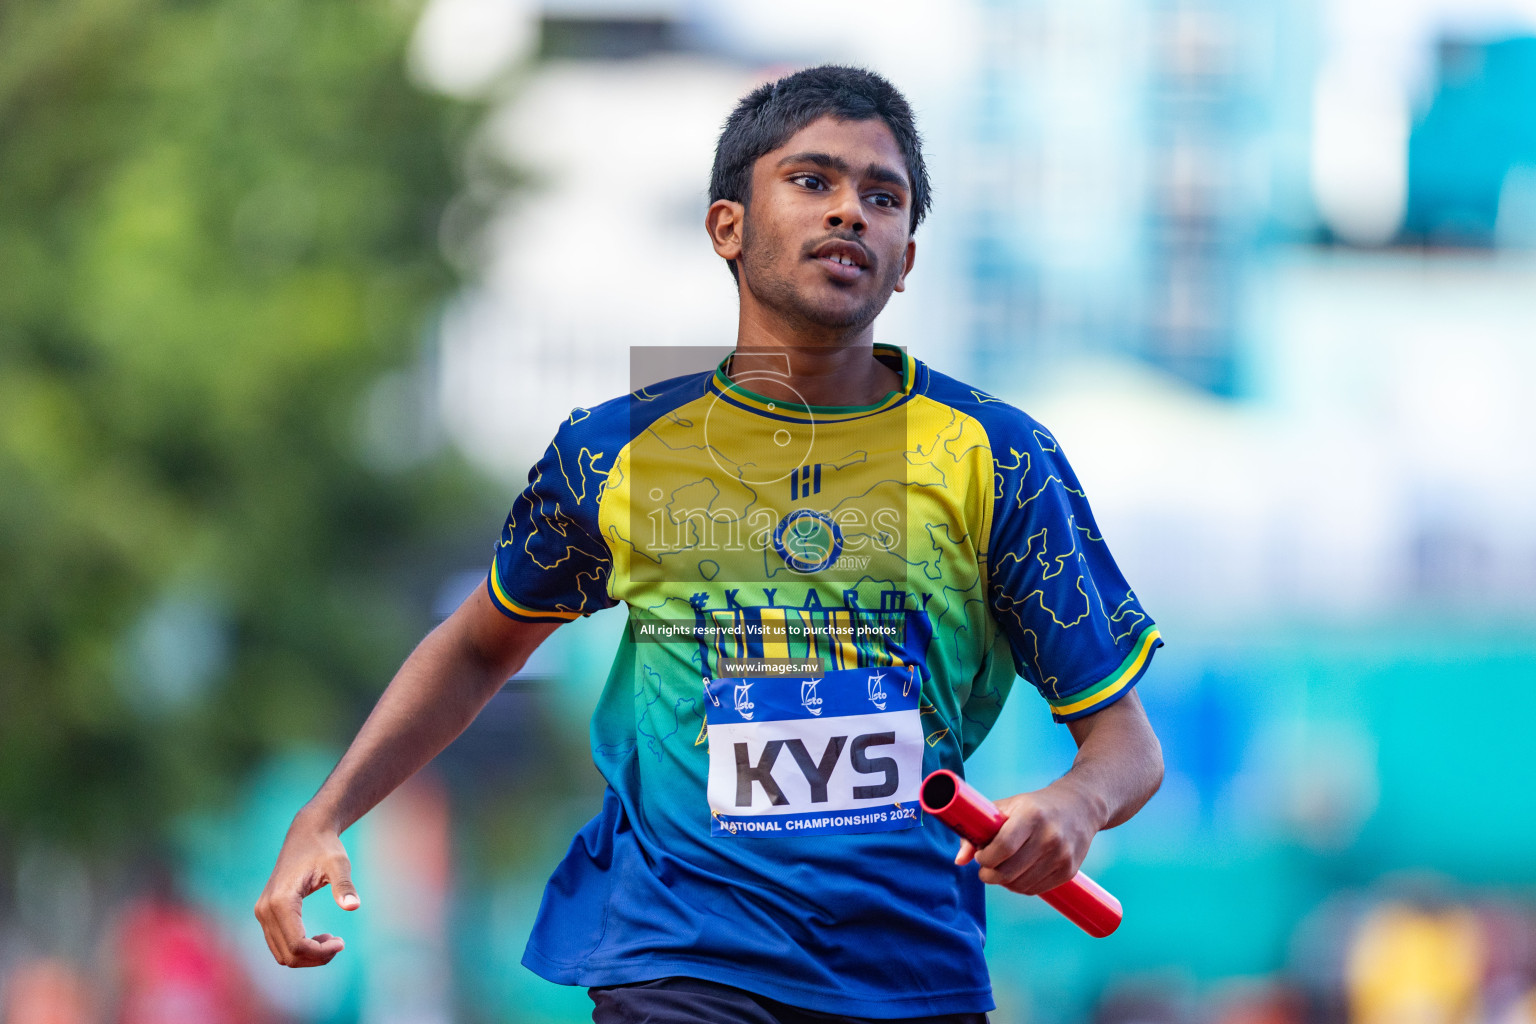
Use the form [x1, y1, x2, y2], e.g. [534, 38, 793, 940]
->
[826, 190, 866, 233]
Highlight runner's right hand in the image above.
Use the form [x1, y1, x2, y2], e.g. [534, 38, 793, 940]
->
[254, 814, 360, 967]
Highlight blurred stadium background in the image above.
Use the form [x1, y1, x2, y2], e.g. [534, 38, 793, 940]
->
[4, 0, 1536, 1022]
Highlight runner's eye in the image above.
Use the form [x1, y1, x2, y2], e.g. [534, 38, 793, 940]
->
[790, 174, 826, 190]
[867, 192, 899, 208]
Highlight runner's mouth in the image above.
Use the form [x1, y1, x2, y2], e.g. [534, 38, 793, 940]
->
[809, 240, 871, 282]
[816, 256, 864, 281]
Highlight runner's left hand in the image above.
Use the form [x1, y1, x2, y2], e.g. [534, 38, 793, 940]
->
[953, 784, 1102, 895]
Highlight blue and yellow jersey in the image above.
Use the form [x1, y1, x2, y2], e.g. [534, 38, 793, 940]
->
[490, 345, 1160, 1016]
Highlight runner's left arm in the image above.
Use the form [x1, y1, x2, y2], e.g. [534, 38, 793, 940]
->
[955, 689, 1162, 895]
[969, 417, 1165, 896]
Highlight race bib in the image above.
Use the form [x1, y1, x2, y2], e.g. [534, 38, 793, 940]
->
[704, 666, 923, 837]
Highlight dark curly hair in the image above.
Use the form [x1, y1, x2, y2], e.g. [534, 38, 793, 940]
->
[709, 65, 932, 279]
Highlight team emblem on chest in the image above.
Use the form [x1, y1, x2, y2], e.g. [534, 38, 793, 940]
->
[773, 509, 844, 573]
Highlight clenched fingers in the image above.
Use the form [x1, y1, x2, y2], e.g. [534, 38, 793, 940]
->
[970, 799, 1040, 877]
[991, 823, 1080, 895]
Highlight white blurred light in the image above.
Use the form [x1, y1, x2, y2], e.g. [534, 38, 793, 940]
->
[1310, 61, 1408, 246]
[707, 0, 975, 89]
[437, 59, 750, 479]
[542, 0, 683, 12]
[408, 0, 536, 99]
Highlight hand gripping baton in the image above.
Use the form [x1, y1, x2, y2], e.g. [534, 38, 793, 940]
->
[919, 769, 1123, 938]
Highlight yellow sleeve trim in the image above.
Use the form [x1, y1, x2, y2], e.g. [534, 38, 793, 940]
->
[1050, 627, 1161, 716]
[488, 566, 582, 621]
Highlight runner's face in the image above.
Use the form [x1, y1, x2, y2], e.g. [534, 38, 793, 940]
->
[737, 116, 916, 330]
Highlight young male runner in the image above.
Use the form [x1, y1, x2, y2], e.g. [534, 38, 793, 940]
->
[255, 65, 1165, 1023]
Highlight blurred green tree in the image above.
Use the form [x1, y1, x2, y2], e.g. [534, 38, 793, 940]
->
[0, 0, 495, 853]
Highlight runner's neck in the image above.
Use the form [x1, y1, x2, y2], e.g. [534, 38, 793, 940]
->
[724, 344, 902, 409]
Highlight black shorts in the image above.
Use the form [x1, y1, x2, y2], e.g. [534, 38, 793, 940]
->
[589, 976, 991, 1024]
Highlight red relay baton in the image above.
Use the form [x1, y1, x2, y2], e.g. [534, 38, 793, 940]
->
[919, 769, 1123, 938]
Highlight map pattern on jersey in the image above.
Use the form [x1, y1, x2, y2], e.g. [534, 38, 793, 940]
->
[488, 345, 1161, 1017]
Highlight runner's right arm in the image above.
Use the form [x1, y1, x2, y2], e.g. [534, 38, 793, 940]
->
[254, 584, 559, 967]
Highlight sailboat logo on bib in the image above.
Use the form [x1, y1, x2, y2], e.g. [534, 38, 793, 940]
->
[772, 510, 843, 573]
[801, 679, 823, 716]
[867, 671, 888, 711]
[734, 681, 755, 720]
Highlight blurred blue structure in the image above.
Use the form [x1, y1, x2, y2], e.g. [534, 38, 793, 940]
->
[1405, 36, 1536, 246]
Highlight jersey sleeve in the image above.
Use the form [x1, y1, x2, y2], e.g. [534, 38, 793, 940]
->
[487, 415, 618, 623]
[986, 421, 1161, 721]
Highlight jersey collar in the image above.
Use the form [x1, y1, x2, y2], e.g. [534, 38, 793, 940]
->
[708, 344, 917, 424]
